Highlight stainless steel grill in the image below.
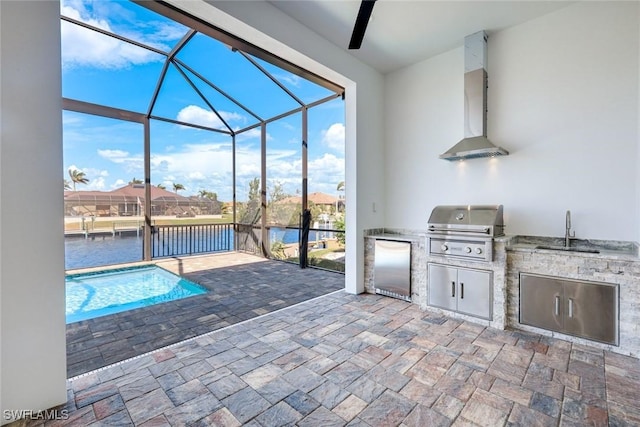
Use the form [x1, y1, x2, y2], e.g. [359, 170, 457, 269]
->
[427, 205, 504, 262]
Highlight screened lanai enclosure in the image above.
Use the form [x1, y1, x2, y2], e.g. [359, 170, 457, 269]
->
[62, 0, 346, 272]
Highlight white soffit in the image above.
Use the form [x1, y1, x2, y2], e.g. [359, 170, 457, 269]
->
[268, 0, 575, 73]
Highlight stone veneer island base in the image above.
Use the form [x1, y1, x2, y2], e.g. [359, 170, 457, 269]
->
[365, 229, 640, 358]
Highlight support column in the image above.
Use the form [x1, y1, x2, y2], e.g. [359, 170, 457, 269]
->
[1, 1, 67, 423]
[143, 117, 152, 261]
[302, 107, 308, 211]
[260, 122, 268, 256]
[300, 107, 309, 268]
[232, 134, 237, 250]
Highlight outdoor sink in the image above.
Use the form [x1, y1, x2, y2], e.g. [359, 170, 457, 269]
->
[535, 245, 600, 254]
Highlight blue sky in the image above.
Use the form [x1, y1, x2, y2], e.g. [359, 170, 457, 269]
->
[61, 0, 345, 202]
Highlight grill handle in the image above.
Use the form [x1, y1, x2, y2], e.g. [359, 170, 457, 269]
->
[428, 226, 490, 235]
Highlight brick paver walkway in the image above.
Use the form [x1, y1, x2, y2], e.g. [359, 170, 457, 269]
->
[66, 253, 344, 377]
[35, 289, 640, 426]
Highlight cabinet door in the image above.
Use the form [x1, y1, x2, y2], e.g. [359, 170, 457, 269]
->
[519, 274, 563, 333]
[563, 280, 618, 345]
[428, 264, 457, 311]
[456, 268, 492, 320]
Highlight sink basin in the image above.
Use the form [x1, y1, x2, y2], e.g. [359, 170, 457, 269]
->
[535, 245, 600, 254]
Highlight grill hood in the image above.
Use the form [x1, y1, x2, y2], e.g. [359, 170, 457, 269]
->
[440, 31, 508, 161]
[428, 204, 504, 237]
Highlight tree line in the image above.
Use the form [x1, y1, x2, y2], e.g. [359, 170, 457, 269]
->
[65, 169, 192, 195]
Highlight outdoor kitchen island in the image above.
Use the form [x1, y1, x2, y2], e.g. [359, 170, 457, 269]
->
[364, 229, 509, 328]
[506, 235, 640, 358]
[364, 231, 640, 358]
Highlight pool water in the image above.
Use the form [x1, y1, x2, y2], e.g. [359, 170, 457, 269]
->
[66, 265, 208, 323]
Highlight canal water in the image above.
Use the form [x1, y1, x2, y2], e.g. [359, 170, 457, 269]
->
[65, 227, 331, 270]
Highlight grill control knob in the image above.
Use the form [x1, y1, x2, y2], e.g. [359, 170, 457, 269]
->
[464, 246, 472, 253]
[441, 244, 448, 251]
[475, 247, 483, 254]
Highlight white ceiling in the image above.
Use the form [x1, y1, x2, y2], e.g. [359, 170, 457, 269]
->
[268, 0, 574, 74]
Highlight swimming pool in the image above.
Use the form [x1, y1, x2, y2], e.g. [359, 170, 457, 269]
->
[66, 265, 208, 323]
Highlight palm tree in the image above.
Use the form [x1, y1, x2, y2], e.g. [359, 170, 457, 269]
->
[156, 183, 166, 190]
[172, 183, 185, 194]
[198, 189, 217, 200]
[129, 177, 143, 185]
[336, 180, 345, 213]
[68, 168, 89, 191]
[64, 179, 71, 190]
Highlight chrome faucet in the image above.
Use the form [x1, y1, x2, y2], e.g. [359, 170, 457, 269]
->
[565, 210, 575, 247]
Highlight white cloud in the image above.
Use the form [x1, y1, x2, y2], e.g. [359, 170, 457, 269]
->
[89, 133, 342, 201]
[188, 171, 206, 181]
[277, 73, 302, 88]
[145, 138, 339, 201]
[144, 22, 187, 42]
[97, 149, 143, 175]
[97, 149, 131, 163]
[63, 112, 84, 126]
[237, 163, 260, 177]
[111, 179, 126, 189]
[235, 127, 273, 142]
[307, 153, 345, 194]
[149, 142, 235, 197]
[66, 164, 107, 190]
[321, 123, 345, 153]
[60, 0, 172, 69]
[308, 153, 344, 175]
[145, 141, 296, 200]
[266, 149, 298, 163]
[83, 167, 109, 179]
[86, 176, 106, 190]
[67, 164, 82, 173]
[177, 105, 246, 130]
[280, 122, 296, 132]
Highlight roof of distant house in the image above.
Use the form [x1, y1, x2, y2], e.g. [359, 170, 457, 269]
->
[64, 184, 191, 201]
[309, 192, 338, 205]
[110, 184, 190, 201]
[275, 192, 338, 205]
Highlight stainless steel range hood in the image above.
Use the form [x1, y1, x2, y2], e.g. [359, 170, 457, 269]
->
[440, 31, 508, 161]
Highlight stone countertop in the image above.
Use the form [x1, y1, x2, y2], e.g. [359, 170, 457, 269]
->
[366, 233, 425, 242]
[505, 235, 640, 261]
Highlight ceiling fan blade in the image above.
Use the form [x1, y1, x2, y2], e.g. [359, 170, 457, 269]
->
[349, 0, 377, 50]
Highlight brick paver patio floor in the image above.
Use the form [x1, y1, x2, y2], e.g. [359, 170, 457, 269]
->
[66, 252, 344, 377]
[26, 282, 640, 426]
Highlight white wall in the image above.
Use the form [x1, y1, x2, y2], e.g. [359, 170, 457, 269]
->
[173, 0, 386, 293]
[637, 3, 640, 246]
[385, 1, 639, 242]
[0, 1, 67, 423]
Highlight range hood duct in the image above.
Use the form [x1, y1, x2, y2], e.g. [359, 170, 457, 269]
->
[440, 31, 508, 161]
